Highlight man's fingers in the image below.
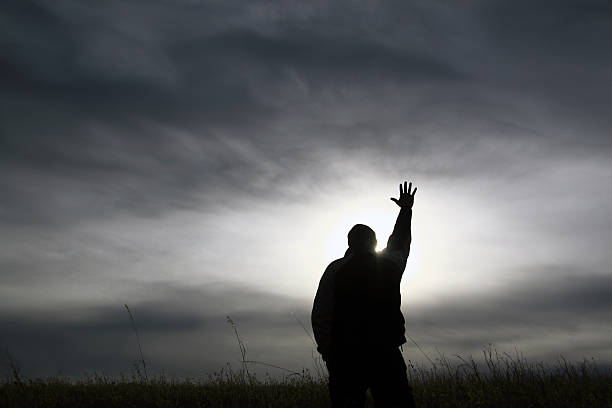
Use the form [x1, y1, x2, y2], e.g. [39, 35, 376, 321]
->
[391, 197, 399, 204]
[397, 181, 416, 198]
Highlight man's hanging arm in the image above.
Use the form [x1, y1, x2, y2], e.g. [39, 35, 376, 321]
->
[385, 181, 417, 273]
[311, 264, 336, 362]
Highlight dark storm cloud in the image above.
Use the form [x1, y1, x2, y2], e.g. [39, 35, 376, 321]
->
[404, 268, 612, 351]
[0, 0, 463, 126]
[3, 271, 611, 378]
[0, 281, 313, 378]
[3, 0, 610, 226]
[477, 0, 612, 139]
[0, 0, 464, 226]
[482, 0, 612, 60]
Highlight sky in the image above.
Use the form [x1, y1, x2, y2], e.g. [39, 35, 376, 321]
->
[1, 0, 612, 379]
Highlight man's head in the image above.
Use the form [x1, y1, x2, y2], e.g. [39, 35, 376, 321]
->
[347, 224, 377, 254]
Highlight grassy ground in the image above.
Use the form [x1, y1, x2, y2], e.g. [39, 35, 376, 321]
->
[2, 349, 611, 407]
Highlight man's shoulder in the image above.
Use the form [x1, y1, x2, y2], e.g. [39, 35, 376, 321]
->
[325, 254, 353, 274]
[316, 255, 352, 289]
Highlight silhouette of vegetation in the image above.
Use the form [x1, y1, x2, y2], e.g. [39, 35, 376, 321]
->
[1, 342, 611, 407]
[124, 304, 148, 382]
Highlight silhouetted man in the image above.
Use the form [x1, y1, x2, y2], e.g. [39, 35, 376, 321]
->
[312, 181, 417, 407]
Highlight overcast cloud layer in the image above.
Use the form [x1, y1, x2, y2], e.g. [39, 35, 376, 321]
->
[1, 0, 612, 378]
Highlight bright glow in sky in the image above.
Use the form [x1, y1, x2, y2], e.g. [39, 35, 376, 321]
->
[324, 207, 395, 257]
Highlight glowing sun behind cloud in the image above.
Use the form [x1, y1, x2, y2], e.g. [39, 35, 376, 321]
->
[324, 207, 396, 259]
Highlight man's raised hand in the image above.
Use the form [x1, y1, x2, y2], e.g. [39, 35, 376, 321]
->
[390, 181, 417, 209]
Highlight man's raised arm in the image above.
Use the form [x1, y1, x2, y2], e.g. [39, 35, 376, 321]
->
[384, 181, 417, 273]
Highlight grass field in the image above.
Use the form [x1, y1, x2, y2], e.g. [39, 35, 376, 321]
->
[2, 347, 611, 407]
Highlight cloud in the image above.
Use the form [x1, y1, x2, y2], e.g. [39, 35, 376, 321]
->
[0, 281, 313, 378]
[1, 0, 612, 379]
[2, 271, 611, 378]
[403, 268, 612, 360]
[2, 0, 611, 227]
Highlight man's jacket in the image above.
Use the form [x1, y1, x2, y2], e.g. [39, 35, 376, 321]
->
[311, 207, 412, 361]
